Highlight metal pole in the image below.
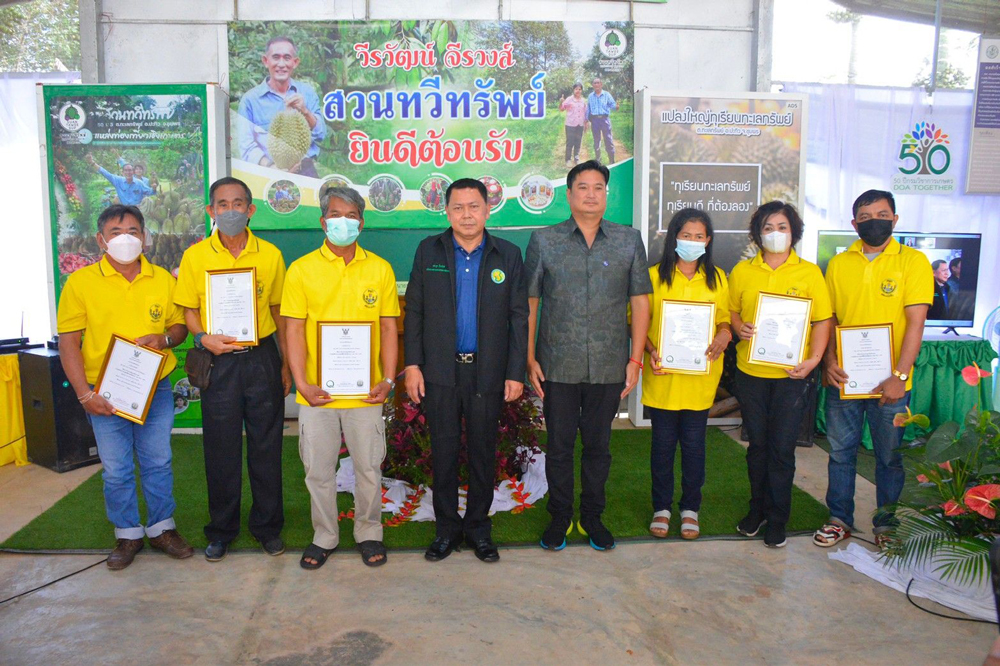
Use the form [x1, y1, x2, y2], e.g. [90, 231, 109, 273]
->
[928, 0, 942, 94]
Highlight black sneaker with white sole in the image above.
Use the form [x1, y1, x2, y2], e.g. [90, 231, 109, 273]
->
[764, 523, 787, 548]
[736, 512, 767, 537]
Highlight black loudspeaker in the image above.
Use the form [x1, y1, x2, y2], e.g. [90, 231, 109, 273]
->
[19, 347, 100, 472]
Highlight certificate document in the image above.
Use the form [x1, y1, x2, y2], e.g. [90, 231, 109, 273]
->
[318, 322, 373, 398]
[206, 267, 258, 346]
[94, 334, 168, 425]
[657, 300, 716, 375]
[748, 292, 812, 369]
[837, 324, 895, 399]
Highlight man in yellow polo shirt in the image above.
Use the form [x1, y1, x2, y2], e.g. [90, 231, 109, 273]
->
[58, 204, 193, 570]
[174, 177, 289, 562]
[815, 189, 933, 549]
[281, 185, 398, 570]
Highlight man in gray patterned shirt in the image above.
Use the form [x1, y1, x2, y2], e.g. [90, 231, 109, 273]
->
[525, 160, 652, 551]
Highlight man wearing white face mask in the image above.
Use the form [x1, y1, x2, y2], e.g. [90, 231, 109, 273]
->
[58, 204, 192, 570]
[281, 185, 399, 570]
[174, 177, 290, 562]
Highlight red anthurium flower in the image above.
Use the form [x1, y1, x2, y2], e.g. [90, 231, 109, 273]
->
[892, 406, 931, 429]
[916, 474, 930, 483]
[964, 484, 1000, 519]
[938, 461, 953, 473]
[961, 362, 991, 387]
[942, 499, 967, 516]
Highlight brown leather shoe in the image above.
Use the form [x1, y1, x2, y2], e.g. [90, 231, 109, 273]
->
[149, 529, 194, 559]
[107, 538, 144, 570]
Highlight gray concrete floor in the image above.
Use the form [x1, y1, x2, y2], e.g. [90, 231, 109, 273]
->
[1, 425, 996, 665]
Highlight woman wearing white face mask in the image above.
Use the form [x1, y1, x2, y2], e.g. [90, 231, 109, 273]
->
[728, 201, 833, 549]
[642, 208, 731, 540]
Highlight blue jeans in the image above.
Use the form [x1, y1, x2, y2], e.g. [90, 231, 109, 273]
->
[649, 408, 709, 513]
[88, 378, 176, 540]
[824, 389, 909, 532]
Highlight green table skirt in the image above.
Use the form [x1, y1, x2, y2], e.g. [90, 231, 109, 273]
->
[816, 338, 996, 448]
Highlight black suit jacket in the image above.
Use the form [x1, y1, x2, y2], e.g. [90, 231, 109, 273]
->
[404, 229, 528, 393]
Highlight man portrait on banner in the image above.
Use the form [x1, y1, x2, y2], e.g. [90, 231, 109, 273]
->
[88, 155, 156, 206]
[585, 77, 618, 165]
[237, 35, 325, 178]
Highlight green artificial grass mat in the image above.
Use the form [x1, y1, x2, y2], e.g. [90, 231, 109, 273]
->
[2, 428, 828, 551]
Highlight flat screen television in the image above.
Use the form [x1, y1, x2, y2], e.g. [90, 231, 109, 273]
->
[815, 230, 981, 329]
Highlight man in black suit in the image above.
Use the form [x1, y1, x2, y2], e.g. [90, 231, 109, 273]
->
[404, 178, 528, 563]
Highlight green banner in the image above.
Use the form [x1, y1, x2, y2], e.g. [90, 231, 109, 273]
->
[43, 83, 211, 426]
[228, 20, 635, 229]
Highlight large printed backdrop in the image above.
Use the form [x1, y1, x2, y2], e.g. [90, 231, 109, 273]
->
[228, 20, 635, 229]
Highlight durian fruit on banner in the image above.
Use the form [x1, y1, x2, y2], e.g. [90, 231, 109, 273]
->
[139, 190, 201, 235]
[267, 110, 311, 170]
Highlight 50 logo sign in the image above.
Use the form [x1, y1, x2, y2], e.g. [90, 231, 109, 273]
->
[891, 121, 955, 194]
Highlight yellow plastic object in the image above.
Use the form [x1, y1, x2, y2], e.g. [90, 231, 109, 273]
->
[0, 354, 28, 467]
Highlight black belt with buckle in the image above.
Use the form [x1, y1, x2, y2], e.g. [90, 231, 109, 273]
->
[232, 334, 273, 354]
[455, 352, 476, 363]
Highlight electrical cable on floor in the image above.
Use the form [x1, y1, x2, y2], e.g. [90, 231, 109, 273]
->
[904, 578, 998, 625]
[0, 557, 108, 606]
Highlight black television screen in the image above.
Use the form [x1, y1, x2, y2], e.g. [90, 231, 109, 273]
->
[815, 230, 981, 328]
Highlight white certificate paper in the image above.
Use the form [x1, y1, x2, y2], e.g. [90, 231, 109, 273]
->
[839, 325, 894, 398]
[95, 335, 167, 424]
[319, 322, 372, 397]
[748, 293, 812, 368]
[207, 268, 258, 345]
[658, 300, 715, 374]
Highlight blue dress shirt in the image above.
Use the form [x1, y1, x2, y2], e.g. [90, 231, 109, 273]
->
[98, 167, 154, 206]
[454, 236, 485, 353]
[585, 91, 618, 119]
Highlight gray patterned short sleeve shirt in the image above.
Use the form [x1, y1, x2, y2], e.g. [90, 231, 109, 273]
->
[525, 218, 653, 384]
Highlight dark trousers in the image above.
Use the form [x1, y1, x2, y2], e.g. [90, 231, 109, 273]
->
[564, 125, 584, 161]
[590, 116, 615, 163]
[542, 381, 623, 521]
[424, 362, 502, 541]
[649, 407, 709, 513]
[201, 335, 285, 543]
[734, 369, 809, 528]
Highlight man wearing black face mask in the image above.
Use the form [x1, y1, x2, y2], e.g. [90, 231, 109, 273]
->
[174, 177, 291, 562]
[814, 189, 933, 550]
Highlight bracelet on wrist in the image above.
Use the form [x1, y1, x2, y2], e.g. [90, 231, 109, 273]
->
[78, 390, 95, 404]
[629, 357, 643, 369]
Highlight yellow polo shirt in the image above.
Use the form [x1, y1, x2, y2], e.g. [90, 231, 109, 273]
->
[281, 243, 399, 409]
[173, 228, 285, 338]
[729, 250, 833, 379]
[641, 265, 731, 411]
[825, 237, 933, 391]
[57, 255, 185, 383]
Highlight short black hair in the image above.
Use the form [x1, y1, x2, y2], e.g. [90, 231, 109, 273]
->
[949, 257, 961, 269]
[567, 159, 609, 189]
[931, 259, 947, 271]
[749, 200, 804, 249]
[209, 177, 254, 206]
[265, 36, 296, 54]
[97, 204, 144, 233]
[852, 189, 896, 219]
[445, 178, 488, 206]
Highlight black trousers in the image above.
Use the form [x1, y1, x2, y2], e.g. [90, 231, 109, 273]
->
[201, 335, 285, 543]
[542, 381, 623, 521]
[734, 369, 810, 528]
[424, 362, 502, 541]
[564, 125, 584, 161]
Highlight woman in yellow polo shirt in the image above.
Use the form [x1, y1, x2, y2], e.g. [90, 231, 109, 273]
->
[642, 208, 731, 540]
[729, 201, 832, 549]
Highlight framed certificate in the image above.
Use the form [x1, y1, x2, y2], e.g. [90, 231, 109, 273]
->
[837, 323, 895, 399]
[657, 299, 716, 375]
[747, 292, 813, 369]
[206, 267, 258, 346]
[317, 321, 373, 398]
[94, 334, 168, 425]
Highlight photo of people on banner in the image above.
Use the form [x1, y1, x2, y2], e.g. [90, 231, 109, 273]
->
[227, 20, 634, 229]
[45, 85, 209, 292]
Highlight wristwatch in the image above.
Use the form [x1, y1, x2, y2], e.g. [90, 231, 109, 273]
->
[194, 332, 207, 350]
[892, 369, 909, 382]
[382, 377, 396, 389]
[164, 334, 173, 348]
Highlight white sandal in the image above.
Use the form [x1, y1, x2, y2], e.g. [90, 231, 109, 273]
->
[680, 510, 700, 540]
[649, 510, 670, 538]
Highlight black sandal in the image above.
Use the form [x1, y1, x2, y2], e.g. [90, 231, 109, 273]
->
[300, 543, 335, 570]
[357, 540, 387, 567]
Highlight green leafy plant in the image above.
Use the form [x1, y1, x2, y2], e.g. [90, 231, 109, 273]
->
[881, 363, 1000, 585]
